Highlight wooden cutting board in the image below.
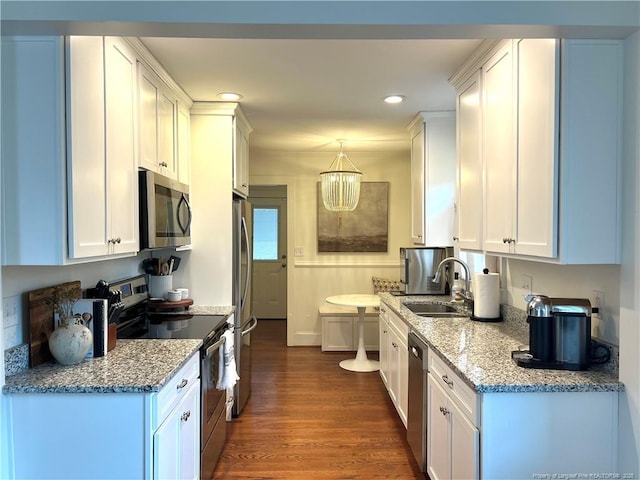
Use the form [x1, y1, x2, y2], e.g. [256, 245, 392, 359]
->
[28, 280, 81, 367]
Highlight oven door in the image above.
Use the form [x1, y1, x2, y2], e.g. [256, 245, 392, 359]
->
[201, 330, 228, 479]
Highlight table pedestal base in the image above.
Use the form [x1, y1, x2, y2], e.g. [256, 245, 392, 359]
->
[339, 358, 380, 372]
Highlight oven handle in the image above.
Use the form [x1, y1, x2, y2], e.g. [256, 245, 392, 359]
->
[241, 316, 258, 337]
[205, 334, 226, 358]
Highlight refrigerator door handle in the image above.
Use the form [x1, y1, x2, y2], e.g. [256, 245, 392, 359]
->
[241, 215, 251, 311]
[241, 316, 259, 336]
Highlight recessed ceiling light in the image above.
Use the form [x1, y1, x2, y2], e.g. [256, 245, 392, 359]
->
[384, 95, 405, 104]
[217, 92, 243, 101]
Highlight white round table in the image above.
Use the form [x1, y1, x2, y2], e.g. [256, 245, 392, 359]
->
[325, 294, 380, 372]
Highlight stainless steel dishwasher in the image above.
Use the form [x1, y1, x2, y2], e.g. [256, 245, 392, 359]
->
[407, 332, 428, 473]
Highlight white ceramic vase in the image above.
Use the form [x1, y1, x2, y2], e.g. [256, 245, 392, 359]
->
[48, 317, 92, 365]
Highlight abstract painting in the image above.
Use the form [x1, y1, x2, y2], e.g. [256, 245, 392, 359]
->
[317, 182, 389, 252]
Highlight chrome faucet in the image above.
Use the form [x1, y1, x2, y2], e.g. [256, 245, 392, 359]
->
[432, 257, 473, 311]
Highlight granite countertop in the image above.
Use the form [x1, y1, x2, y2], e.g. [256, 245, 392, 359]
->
[2, 339, 202, 395]
[379, 293, 623, 394]
[186, 305, 235, 316]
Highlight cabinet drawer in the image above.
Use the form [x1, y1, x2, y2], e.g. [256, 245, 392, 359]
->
[384, 304, 409, 339]
[428, 352, 479, 426]
[155, 353, 200, 424]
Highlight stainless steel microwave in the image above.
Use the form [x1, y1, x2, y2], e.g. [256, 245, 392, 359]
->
[139, 170, 192, 249]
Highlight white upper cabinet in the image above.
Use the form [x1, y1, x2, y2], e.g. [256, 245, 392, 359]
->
[1, 36, 68, 265]
[1, 36, 140, 265]
[138, 62, 178, 179]
[451, 38, 622, 264]
[104, 37, 140, 256]
[67, 36, 139, 259]
[455, 71, 483, 251]
[176, 100, 192, 186]
[408, 112, 456, 247]
[190, 102, 252, 198]
[233, 110, 252, 198]
[67, 36, 140, 259]
[482, 41, 516, 255]
[513, 39, 559, 258]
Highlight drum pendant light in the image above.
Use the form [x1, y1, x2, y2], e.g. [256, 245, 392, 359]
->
[320, 140, 362, 212]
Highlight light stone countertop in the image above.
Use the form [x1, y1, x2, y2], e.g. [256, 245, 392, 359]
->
[2, 339, 202, 394]
[380, 293, 623, 394]
[186, 305, 235, 316]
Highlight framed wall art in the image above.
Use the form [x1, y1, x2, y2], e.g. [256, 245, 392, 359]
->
[317, 181, 389, 253]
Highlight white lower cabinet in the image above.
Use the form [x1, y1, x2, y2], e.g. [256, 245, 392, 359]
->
[427, 353, 479, 480]
[379, 302, 409, 427]
[8, 354, 201, 479]
[428, 376, 479, 480]
[378, 313, 390, 386]
[426, 350, 619, 479]
[153, 378, 200, 480]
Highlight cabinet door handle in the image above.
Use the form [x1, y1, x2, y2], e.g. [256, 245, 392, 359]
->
[503, 237, 508, 244]
[439, 406, 449, 416]
[181, 410, 191, 422]
[176, 378, 188, 390]
[442, 374, 454, 388]
[453, 236, 459, 241]
[392, 342, 398, 349]
[115, 237, 121, 244]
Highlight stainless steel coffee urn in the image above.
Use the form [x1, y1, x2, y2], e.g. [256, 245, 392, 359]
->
[512, 295, 592, 371]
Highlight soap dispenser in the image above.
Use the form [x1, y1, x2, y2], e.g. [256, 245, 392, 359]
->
[451, 272, 463, 302]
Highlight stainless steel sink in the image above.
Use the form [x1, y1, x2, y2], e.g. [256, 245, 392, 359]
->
[403, 303, 464, 317]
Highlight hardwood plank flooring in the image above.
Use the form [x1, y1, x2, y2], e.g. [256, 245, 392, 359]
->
[212, 319, 425, 480]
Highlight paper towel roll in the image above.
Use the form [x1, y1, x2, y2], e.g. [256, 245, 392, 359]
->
[473, 272, 500, 319]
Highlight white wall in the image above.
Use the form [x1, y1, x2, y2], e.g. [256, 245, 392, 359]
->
[250, 149, 411, 345]
[168, 112, 234, 307]
[618, 30, 640, 475]
[1, 256, 145, 349]
[504, 260, 621, 345]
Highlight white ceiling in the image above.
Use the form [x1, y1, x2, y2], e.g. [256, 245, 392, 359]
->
[3, 1, 636, 155]
[140, 37, 483, 154]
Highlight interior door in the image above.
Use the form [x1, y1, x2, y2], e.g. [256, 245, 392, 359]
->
[250, 186, 287, 319]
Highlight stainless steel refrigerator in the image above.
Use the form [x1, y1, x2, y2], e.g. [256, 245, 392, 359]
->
[232, 199, 258, 416]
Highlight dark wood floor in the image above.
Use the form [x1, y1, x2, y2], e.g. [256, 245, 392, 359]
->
[212, 319, 424, 479]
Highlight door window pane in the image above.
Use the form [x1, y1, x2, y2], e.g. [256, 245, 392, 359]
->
[253, 208, 278, 260]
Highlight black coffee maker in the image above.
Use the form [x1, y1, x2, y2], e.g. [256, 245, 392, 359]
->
[512, 295, 592, 371]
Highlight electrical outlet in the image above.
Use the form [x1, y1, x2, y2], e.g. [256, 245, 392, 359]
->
[592, 290, 605, 316]
[520, 274, 533, 295]
[2, 295, 20, 327]
[294, 247, 304, 257]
